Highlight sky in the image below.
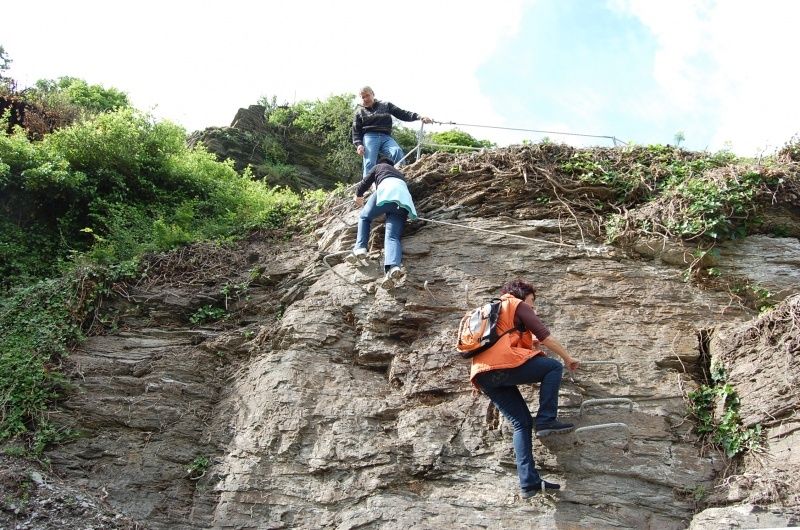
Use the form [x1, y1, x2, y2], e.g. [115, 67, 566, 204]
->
[3, 0, 799, 156]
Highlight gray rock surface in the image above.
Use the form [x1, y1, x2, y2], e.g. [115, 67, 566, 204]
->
[41, 150, 799, 529]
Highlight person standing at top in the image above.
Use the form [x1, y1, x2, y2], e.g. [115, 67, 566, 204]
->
[352, 86, 432, 177]
[470, 279, 581, 499]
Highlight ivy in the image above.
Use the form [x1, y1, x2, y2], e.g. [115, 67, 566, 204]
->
[687, 362, 762, 457]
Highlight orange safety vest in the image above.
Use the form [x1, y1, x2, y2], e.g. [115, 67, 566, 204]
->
[469, 293, 544, 381]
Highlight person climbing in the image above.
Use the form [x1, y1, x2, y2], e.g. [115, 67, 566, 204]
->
[346, 156, 416, 290]
[352, 86, 432, 177]
[470, 279, 580, 498]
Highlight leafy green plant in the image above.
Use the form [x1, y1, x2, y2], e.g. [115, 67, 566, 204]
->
[189, 305, 227, 325]
[0, 264, 133, 453]
[687, 361, 762, 457]
[261, 93, 361, 179]
[221, 281, 250, 309]
[559, 151, 630, 195]
[186, 455, 210, 479]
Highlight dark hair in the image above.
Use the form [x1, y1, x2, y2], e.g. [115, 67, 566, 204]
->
[500, 279, 536, 301]
[377, 156, 394, 166]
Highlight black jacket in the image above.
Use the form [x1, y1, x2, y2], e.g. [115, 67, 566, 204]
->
[356, 162, 406, 197]
[352, 100, 420, 146]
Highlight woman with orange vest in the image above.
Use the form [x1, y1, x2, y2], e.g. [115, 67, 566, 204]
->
[471, 279, 580, 498]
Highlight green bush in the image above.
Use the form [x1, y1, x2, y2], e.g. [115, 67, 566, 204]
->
[0, 263, 139, 453]
[261, 93, 361, 179]
[426, 129, 494, 153]
[0, 108, 310, 288]
[27, 76, 130, 114]
[0, 278, 81, 449]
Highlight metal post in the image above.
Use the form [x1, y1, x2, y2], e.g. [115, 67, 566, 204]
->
[416, 122, 425, 161]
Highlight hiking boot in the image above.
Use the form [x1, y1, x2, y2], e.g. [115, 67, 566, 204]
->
[521, 480, 561, 498]
[534, 420, 575, 438]
[345, 248, 368, 265]
[379, 266, 404, 290]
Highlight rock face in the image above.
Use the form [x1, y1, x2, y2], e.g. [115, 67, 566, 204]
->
[43, 149, 800, 529]
[691, 294, 800, 529]
[187, 105, 349, 190]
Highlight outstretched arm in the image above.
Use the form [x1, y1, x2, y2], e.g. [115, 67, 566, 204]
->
[387, 102, 433, 124]
[541, 336, 580, 371]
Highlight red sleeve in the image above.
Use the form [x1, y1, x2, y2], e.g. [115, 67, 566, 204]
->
[514, 302, 551, 341]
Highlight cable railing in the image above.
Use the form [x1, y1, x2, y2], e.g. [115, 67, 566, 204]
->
[396, 120, 627, 166]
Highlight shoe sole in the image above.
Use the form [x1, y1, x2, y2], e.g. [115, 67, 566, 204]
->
[535, 426, 575, 438]
[380, 278, 395, 290]
[345, 253, 369, 266]
[521, 486, 561, 498]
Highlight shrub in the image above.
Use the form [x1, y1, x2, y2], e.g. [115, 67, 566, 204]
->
[0, 108, 310, 288]
[0, 262, 140, 453]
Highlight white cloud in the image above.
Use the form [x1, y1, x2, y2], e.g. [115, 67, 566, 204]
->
[3, 0, 528, 135]
[612, 0, 800, 154]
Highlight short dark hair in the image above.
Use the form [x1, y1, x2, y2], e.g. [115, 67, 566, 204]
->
[500, 279, 536, 301]
[377, 156, 394, 166]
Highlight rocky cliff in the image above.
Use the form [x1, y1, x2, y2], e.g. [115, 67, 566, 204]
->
[188, 105, 350, 191]
[26, 146, 800, 529]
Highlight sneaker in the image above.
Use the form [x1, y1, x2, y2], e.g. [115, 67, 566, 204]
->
[387, 266, 404, 280]
[345, 248, 368, 265]
[379, 266, 404, 290]
[534, 420, 575, 438]
[521, 480, 561, 498]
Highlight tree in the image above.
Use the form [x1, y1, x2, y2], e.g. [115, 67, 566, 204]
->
[259, 93, 361, 179]
[28, 77, 129, 113]
[426, 129, 495, 153]
[0, 45, 11, 73]
[0, 45, 13, 94]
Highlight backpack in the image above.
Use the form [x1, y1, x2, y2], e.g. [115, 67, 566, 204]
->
[456, 298, 520, 358]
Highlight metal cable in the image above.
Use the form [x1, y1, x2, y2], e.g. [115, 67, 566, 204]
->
[415, 215, 576, 248]
[433, 120, 627, 145]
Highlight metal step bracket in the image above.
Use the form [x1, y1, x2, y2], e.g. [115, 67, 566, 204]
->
[574, 422, 630, 444]
[579, 397, 634, 417]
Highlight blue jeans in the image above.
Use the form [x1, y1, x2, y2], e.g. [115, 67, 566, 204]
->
[362, 132, 405, 176]
[475, 355, 564, 490]
[355, 193, 408, 269]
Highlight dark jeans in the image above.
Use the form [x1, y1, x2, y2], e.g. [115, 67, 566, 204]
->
[475, 355, 563, 490]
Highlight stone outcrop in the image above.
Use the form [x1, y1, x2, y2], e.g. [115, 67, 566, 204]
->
[41, 148, 800, 529]
[188, 105, 348, 191]
[690, 294, 800, 529]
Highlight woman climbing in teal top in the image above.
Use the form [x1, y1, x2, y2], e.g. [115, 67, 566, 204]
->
[346, 156, 416, 290]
